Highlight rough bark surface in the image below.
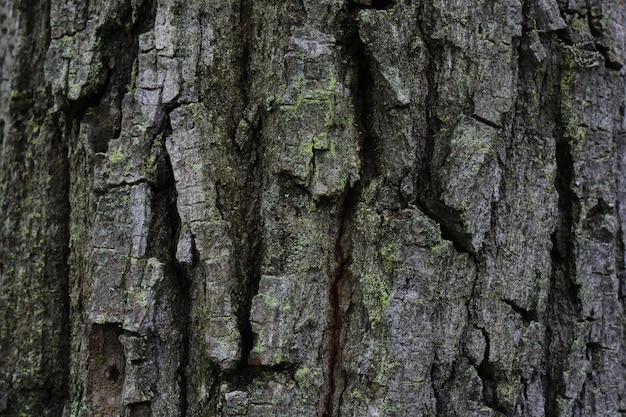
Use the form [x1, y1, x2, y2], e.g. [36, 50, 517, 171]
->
[1, 0, 626, 416]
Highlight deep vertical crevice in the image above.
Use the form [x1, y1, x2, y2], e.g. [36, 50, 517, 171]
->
[232, 0, 264, 369]
[544, 50, 584, 414]
[320, 6, 377, 416]
[546, 137, 582, 412]
[237, 119, 264, 367]
[430, 359, 442, 416]
[239, 0, 251, 108]
[157, 111, 190, 415]
[56, 110, 73, 416]
[348, 0, 396, 10]
[322, 187, 355, 417]
[416, 3, 439, 201]
[616, 133, 626, 417]
[616, 134, 626, 300]
[413, 3, 478, 253]
[350, 15, 379, 185]
[475, 327, 509, 414]
[237, 0, 255, 365]
[370, 0, 396, 9]
[174, 236, 191, 417]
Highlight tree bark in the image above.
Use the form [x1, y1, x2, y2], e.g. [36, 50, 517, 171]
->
[1, 0, 625, 416]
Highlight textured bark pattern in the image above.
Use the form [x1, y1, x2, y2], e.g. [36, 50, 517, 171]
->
[1, 0, 626, 416]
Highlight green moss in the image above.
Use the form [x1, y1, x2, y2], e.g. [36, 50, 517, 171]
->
[26, 116, 40, 134]
[311, 133, 330, 150]
[362, 272, 392, 327]
[281, 71, 338, 119]
[294, 365, 323, 393]
[380, 242, 397, 272]
[431, 240, 449, 257]
[262, 293, 281, 309]
[271, 352, 283, 365]
[569, 16, 588, 36]
[146, 257, 162, 268]
[109, 148, 125, 164]
[146, 153, 157, 173]
[495, 381, 516, 413]
[61, 35, 76, 58]
[126, 66, 138, 97]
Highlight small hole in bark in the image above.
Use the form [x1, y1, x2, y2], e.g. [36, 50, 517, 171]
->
[105, 365, 120, 382]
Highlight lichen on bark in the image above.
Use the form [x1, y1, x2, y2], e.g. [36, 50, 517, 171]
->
[1, 0, 626, 416]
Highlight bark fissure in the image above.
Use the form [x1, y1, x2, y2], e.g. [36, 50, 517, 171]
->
[348, 0, 396, 11]
[544, 57, 584, 414]
[58, 112, 73, 415]
[159, 120, 190, 416]
[414, 5, 476, 254]
[237, 120, 264, 368]
[475, 327, 510, 414]
[239, 0, 252, 108]
[233, 0, 263, 370]
[501, 298, 538, 323]
[617, 200, 626, 301]
[321, 7, 377, 414]
[322, 187, 354, 417]
[470, 113, 502, 129]
[416, 3, 439, 202]
[430, 360, 442, 416]
[0, 1, 75, 412]
[4, 1, 626, 415]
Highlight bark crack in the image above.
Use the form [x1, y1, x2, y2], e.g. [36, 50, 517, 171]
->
[237, 118, 264, 368]
[544, 43, 584, 414]
[475, 327, 509, 414]
[160, 132, 190, 416]
[470, 113, 502, 129]
[322, 187, 354, 417]
[500, 298, 538, 323]
[413, 4, 477, 254]
[320, 6, 376, 414]
[234, 0, 264, 370]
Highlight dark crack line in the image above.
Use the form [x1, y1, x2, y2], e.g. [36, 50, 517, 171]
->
[415, 2, 439, 205]
[470, 113, 502, 129]
[347, 0, 396, 10]
[234, 0, 264, 370]
[237, 118, 264, 368]
[57, 109, 73, 415]
[320, 7, 378, 415]
[413, 4, 478, 254]
[321, 186, 354, 417]
[543, 37, 585, 415]
[163, 142, 190, 417]
[239, 0, 252, 107]
[500, 298, 538, 323]
[475, 327, 509, 414]
[430, 358, 442, 416]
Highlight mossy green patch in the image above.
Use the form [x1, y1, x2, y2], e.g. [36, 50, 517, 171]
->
[362, 272, 392, 327]
[280, 71, 339, 120]
[109, 148, 125, 164]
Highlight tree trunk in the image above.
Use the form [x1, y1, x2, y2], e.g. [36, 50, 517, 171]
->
[1, 0, 625, 416]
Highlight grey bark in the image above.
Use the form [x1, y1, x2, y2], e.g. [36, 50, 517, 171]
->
[1, 0, 625, 416]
